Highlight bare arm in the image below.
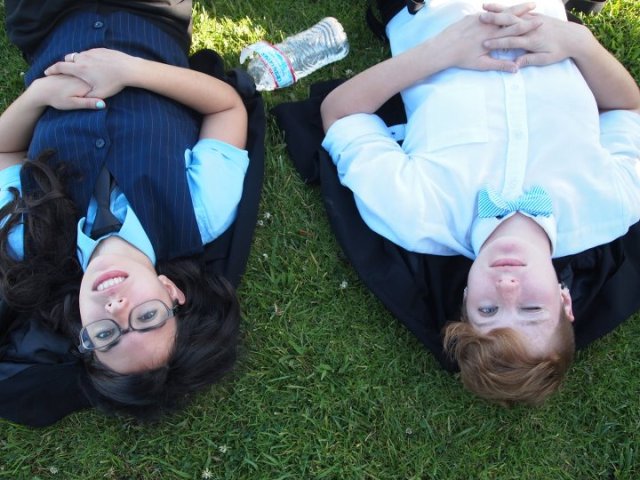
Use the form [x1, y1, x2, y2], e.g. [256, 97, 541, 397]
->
[45, 49, 248, 148]
[321, 5, 542, 131]
[0, 75, 104, 169]
[481, 7, 640, 113]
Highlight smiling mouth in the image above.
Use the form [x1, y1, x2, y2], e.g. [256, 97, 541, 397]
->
[93, 271, 128, 291]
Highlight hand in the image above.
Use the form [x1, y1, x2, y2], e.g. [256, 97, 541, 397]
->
[480, 4, 588, 67]
[437, 5, 542, 72]
[44, 48, 138, 99]
[30, 74, 105, 111]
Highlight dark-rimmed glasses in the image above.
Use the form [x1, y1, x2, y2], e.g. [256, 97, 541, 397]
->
[79, 299, 179, 352]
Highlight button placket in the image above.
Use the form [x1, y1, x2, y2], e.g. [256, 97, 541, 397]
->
[500, 71, 528, 198]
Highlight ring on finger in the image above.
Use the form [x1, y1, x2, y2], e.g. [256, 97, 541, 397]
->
[69, 52, 78, 62]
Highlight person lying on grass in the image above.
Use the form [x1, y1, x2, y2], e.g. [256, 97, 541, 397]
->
[0, 0, 252, 419]
[320, 0, 640, 405]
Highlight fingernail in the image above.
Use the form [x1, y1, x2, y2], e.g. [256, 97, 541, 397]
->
[96, 100, 106, 109]
[44, 69, 49, 75]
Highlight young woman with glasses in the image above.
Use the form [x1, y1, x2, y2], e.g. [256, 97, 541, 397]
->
[0, 0, 260, 421]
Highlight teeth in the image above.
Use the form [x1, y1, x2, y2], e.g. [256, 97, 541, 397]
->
[97, 276, 126, 291]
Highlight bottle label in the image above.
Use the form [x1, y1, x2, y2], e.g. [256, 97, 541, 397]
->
[248, 42, 296, 88]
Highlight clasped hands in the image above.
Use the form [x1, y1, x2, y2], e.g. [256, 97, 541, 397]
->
[441, 1, 584, 73]
[33, 48, 138, 111]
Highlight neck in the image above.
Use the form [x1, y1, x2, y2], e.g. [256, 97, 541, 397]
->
[482, 213, 552, 255]
[89, 236, 153, 267]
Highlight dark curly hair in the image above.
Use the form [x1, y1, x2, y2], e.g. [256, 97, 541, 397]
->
[0, 153, 241, 420]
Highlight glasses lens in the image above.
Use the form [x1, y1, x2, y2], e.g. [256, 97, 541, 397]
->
[84, 319, 121, 350]
[130, 300, 169, 330]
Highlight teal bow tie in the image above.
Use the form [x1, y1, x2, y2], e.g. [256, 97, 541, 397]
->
[477, 186, 553, 219]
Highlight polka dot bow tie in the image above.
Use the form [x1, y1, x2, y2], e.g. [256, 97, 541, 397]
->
[477, 185, 553, 219]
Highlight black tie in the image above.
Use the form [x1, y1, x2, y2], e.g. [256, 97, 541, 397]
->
[90, 167, 122, 239]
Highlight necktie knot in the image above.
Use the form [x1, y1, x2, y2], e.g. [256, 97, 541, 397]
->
[477, 186, 553, 219]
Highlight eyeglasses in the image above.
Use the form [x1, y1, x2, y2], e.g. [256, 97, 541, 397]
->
[79, 299, 179, 353]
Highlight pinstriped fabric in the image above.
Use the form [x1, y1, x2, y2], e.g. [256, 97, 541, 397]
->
[24, 8, 202, 261]
[477, 185, 553, 219]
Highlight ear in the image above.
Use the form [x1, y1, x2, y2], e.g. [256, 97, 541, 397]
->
[158, 274, 187, 305]
[560, 284, 574, 322]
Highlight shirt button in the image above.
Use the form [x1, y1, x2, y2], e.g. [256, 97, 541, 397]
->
[95, 138, 106, 148]
[93, 20, 104, 29]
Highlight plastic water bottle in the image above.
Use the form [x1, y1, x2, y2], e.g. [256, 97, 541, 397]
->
[239, 17, 349, 91]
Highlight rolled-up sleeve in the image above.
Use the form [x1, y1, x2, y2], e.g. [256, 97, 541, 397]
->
[185, 138, 250, 244]
[0, 165, 25, 259]
[321, 113, 440, 252]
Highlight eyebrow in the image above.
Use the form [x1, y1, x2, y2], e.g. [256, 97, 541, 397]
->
[471, 312, 551, 328]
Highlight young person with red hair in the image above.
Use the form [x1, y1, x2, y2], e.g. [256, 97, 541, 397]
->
[319, 0, 640, 405]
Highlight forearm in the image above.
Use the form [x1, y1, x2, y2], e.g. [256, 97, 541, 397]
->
[126, 57, 244, 116]
[321, 37, 451, 131]
[0, 83, 47, 155]
[321, 11, 534, 131]
[130, 60, 248, 147]
[571, 24, 640, 113]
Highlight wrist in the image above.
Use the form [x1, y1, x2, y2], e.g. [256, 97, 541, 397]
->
[25, 78, 55, 110]
[126, 56, 155, 89]
[406, 35, 455, 81]
[566, 22, 597, 62]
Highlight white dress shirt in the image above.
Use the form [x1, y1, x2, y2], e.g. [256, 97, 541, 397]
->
[322, 0, 640, 259]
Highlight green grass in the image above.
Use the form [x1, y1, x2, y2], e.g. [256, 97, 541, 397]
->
[1, 0, 639, 478]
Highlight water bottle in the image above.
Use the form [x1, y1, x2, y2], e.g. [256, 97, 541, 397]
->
[239, 17, 349, 91]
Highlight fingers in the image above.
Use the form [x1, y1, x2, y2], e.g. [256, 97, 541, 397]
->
[515, 53, 547, 67]
[480, 1, 537, 28]
[44, 61, 71, 76]
[482, 59, 519, 74]
[482, 36, 529, 50]
[64, 52, 79, 63]
[46, 51, 84, 75]
[479, 10, 539, 28]
[486, 17, 542, 38]
[483, 2, 537, 15]
[68, 97, 106, 111]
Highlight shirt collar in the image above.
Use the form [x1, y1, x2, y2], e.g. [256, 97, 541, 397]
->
[76, 205, 157, 271]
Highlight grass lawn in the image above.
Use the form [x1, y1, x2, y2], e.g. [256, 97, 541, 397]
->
[1, 0, 639, 479]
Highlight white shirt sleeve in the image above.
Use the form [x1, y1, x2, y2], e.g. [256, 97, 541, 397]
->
[322, 113, 441, 252]
[599, 110, 640, 161]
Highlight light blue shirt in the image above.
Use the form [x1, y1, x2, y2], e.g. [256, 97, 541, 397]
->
[0, 138, 249, 269]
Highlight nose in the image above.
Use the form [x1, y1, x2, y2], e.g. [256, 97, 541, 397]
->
[105, 297, 127, 314]
[496, 275, 520, 297]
